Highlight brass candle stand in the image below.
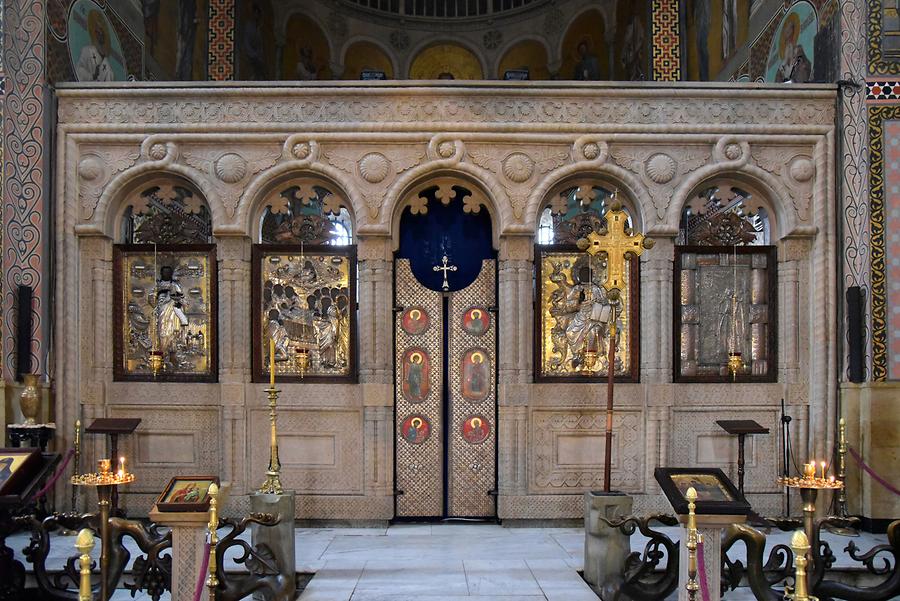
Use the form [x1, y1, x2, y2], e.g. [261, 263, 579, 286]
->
[257, 386, 284, 495]
[826, 418, 858, 536]
[685, 487, 700, 601]
[778, 465, 842, 548]
[71, 460, 135, 601]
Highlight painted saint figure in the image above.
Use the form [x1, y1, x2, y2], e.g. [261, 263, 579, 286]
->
[461, 349, 490, 401]
[149, 265, 189, 362]
[75, 10, 114, 82]
[407, 351, 424, 399]
[774, 13, 811, 83]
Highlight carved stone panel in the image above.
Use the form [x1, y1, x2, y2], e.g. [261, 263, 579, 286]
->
[529, 408, 643, 494]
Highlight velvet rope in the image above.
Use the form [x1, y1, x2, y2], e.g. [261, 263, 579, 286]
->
[849, 446, 900, 497]
[194, 541, 211, 601]
[29, 448, 75, 502]
[697, 537, 711, 601]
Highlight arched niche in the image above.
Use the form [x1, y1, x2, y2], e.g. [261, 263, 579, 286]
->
[391, 173, 500, 252]
[408, 42, 484, 80]
[281, 13, 331, 80]
[496, 39, 550, 80]
[117, 176, 213, 244]
[677, 178, 778, 246]
[253, 175, 355, 245]
[535, 178, 640, 245]
[560, 9, 609, 80]
[342, 39, 395, 79]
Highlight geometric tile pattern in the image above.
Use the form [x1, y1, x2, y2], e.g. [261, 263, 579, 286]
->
[208, 0, 235, 81]
[651, 0, 681, 81]
[868, 80, 900, 102]
[867, 106, 900, 381]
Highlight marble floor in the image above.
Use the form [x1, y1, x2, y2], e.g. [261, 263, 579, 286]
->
[12, 522, 892, 601]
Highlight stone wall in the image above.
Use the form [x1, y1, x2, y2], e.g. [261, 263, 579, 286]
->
[55, 82, 836, 520]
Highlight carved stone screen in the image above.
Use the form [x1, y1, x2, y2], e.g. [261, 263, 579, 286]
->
[674, 246, 777, 382]
[536, 247, 638, 381]
[113, 244, 217, 382]
[252, 245, 357, 382]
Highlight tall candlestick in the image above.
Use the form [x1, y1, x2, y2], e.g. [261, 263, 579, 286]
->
[269, 337, 275, 387]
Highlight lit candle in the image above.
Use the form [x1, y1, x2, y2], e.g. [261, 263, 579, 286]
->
[117, 456, 126, 477]
[829, 475, 835, 484]
[820, 461, 827, 480]
[269, 337, 275, 387]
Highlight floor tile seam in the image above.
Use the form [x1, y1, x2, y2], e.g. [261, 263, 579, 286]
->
[548, 533, 580, 563]
[346, 559, 368, 598]
[523, 558, 552, 601]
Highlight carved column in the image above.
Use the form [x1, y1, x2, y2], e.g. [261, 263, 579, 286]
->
[358, 235, 394, 511]
[497, 235, 532, 506]
[216, 235, 250, 490]
[641, 236, 674, 383]
[3, 0, 49, 380]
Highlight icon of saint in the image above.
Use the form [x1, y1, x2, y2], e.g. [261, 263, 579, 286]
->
[407, 352, 424, 399]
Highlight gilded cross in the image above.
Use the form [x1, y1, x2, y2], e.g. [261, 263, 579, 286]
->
[433, 255, 457, 291]
[578, 203, 654, 293]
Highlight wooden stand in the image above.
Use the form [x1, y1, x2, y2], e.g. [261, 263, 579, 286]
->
[85, 418, 141, 514]
[716, 419, 769, 495]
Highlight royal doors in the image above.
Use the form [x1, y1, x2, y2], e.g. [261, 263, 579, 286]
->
[394, 258, 497, 518]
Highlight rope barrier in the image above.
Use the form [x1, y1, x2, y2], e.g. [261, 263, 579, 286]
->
[193, 540, 211, 601]
[30, 448, 75, 503]
[697, 537, 711, 601]
[849, 446, 900, 497]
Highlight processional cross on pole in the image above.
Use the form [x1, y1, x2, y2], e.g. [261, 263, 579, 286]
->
[433, 255, 458, 291]
[577, 198, 654, 492]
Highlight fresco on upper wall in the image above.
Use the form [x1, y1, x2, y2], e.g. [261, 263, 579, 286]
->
[497, 40, 550, 80]
[559, 4, 649, 81]
[684, 0, 749, 81]
[144, 0, 209, 80]
[47, 0, 141, 83]
[765, 0, 816, 82]
[409, 43, 483, 79]
[343, 41, 394, 79]
[236, 0, 277, 80]
[280, 13, 331, 80]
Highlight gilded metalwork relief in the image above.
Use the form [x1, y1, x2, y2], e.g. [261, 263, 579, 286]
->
[251, 245, 356, 382]
[113, 245, 217, 382]
[260, 182, 352, 245]
[536, 250, 636, 380]
[674, 247, 777, 382]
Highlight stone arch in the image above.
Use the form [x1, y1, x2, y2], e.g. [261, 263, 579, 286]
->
[405, 39, 488, 80]
[668, 165, 798, 241]
[386, 168, 505, 251]
[241, 169, 357, 244]
[494, 36, 552, 79]
[279, 10, 334, 80]
[340, 36, 398, 79]
[95, 162, 220, 240]
[237, 156, 361, 240]
[525, 163, 651, 235]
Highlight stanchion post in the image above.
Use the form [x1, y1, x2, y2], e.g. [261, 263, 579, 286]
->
[786, 530, 817, 601]
[76, 528, 94, 601]
[685, 487, 700, 601]
[206, 482, 219, 601]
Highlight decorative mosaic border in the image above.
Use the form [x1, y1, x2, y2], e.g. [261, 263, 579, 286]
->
[869, 0, 900, 75]
[207, 0, 235, 81]
[651, 0, 680, 81]
[867, 105, 899, 381]
[3, 0, 46, 378]
[868, 80, 900, 101]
